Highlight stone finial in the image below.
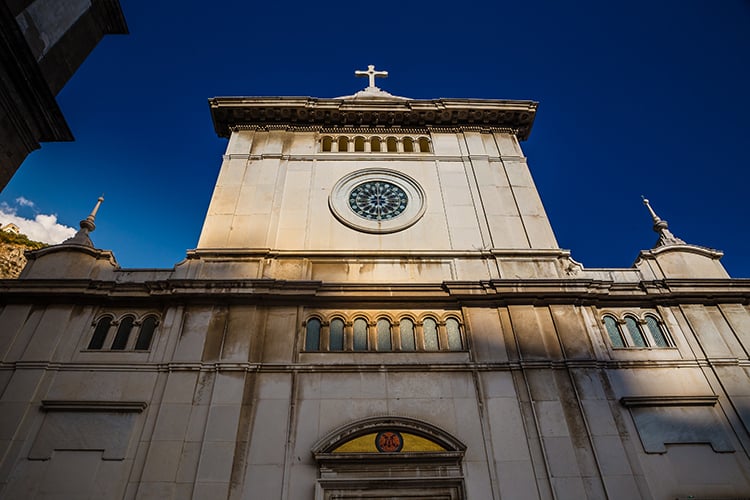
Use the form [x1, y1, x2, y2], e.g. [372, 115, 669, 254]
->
[355, 65, 388, 89]
[642, 196, 685, 247]
[63, 196, 104, 248]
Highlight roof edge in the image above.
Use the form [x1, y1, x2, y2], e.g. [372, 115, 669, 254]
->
[208, 96, 538, 140]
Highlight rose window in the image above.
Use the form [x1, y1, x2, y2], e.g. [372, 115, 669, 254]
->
[348, 181, 408, 221]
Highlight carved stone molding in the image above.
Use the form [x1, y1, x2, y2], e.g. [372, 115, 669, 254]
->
[210, 97, 537, 140]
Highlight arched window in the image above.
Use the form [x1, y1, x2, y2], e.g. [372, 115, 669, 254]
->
[338, 136, 349, 152]
[305, 318, 321, 351]
[354, 136, 365, 152]
[111, 316, 135, 350]
[645, 315, 670, 347]
[329, 318, 345, 351]
[418, 137, 431, 153]
[321, 136, 333, 152]
[300, 312, 468, 353]
[399, 318, 416, 351]
[624, 316, 647, 347]
[423, 318, 439, 350]
[371, 136, 382, 152]
[377, 318, 391, 351]
[402, 137, 414, 152]
[353, 318, 368, 351]
[446, 318, 462, 350]
[603, 315, 625, 348]
[88, 316, 112, 350]
[386, 137, 398, 152]
[135, 315, 158, 350]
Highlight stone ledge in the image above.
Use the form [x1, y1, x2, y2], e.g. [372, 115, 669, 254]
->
[3, 358, 748, 374]
[210, 97, 538, 140]
[40, 400, 147, 412]
[619, 395, 718, 407]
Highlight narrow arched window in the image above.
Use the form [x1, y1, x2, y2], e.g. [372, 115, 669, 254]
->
[88, 316, 112, 350]
[423, 318, 439, 350]
[645, 315, 670, 347]
[353, 318, 368, 351]
[377, 318, 392, 351]
[111, 316, 135, 350]
[624, 316, 647, 347]
[135, 315, 158, 350]
[371, 137, 382, 152]
[446, 318, 462, 350]
[354, 136, 365, 152]
[321, 136, 333, 152]
[603, 315, 625, 348]
[386, 137, 398, 152]
[338, 136, 349, 152]
[403, 137, 414, 152]
[400, 318, 416, 351]
[305, 318, 321, 351]
[329, 318, 344, 351]
[418, 137, 431, 153]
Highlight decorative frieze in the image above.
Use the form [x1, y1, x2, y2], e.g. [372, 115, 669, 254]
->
[210, 97, 537, 139]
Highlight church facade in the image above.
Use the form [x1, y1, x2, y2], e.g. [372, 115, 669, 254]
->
[1, 69, 750, 499]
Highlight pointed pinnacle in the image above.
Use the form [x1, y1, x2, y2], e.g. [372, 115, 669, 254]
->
[642, 195, 668, 233]
[63, 195, 104, 247]
[641, 196, 684, 247]
[79, 196, 104, 232]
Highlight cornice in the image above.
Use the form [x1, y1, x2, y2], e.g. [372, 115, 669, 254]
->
[25, 243, 118, 262]
[1, 277, 749, 307]
[187, 248, 569, 259]
[209, 97, 537, 140]
[230, 124, 324, 133]
[221, 153, 528, 163]
[638, 244, 724, 260]
[3, 358, 749, 375]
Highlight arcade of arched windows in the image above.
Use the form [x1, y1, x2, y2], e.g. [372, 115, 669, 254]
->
[600, 312, 674, 349]
[304, 313, 463, 352]
[320, 135, 432, 153]
[87, 313, 161, 351]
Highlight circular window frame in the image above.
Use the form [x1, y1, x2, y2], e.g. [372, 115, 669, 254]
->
[329, 169, 426, 234]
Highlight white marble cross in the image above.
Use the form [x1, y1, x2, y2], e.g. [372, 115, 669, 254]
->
[355, 65, 388, 88]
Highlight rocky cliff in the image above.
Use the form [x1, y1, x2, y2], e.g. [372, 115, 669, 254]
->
[0, 231, 46, 279]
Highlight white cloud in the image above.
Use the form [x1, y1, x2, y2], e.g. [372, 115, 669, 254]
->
[15, 196, 35, 208]
[0, 205, 76, 244]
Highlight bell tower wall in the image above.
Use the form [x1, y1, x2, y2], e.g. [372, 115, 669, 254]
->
[198, 128, 557, 253]
[190, 96, 568, 282]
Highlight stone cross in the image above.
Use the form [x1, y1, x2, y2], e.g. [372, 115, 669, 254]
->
[355, 65, 388, 89]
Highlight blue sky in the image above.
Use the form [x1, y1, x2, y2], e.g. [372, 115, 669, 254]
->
[2, 1, 749, 276]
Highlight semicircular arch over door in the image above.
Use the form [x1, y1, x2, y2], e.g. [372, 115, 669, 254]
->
[311, 416, 467, 499]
